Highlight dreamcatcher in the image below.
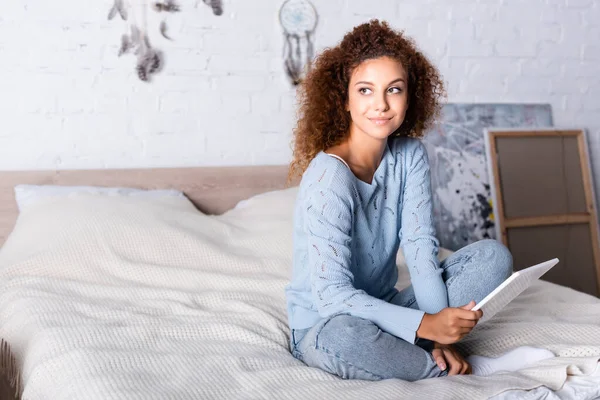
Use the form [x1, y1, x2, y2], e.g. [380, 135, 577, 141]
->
[278, 0, 318, 86]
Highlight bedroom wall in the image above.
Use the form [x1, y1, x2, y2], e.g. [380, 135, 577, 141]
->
[0, 0, 598, 180]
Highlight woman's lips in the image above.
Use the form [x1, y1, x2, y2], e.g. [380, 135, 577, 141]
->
[369, 117, 392, 126]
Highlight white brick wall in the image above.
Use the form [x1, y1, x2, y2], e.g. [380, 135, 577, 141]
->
[0, 0, 598, 191]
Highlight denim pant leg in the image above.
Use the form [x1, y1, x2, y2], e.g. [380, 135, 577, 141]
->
[290, 314, 445, 381]
[440, 239, 513, 307]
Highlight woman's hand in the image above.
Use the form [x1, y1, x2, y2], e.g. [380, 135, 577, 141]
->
[432, 342, 471, 375]
[416, 300, 483, 344]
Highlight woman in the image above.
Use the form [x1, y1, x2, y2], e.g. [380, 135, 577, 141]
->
[284, 20, 554, 381]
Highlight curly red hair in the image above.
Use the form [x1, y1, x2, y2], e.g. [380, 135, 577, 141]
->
[288, 20, 446, 182]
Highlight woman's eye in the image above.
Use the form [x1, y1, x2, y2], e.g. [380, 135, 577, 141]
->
[359, 88, 372, 95]
[388, 87, 403, 94]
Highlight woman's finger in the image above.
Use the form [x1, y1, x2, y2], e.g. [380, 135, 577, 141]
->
[443, 348, 461, 376]
[459, 326, 475, 335]
[455, 308, 481, 321]
[431, 349, 447, 371]
[462, 360, 471, 374]
[458, 300, 476, 310]
[459, 319, 477, 328]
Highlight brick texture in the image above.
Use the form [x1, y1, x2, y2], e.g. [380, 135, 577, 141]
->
[0, 0, 598, 201]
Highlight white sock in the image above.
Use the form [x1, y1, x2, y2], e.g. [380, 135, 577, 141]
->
[466, 346, 555, 376]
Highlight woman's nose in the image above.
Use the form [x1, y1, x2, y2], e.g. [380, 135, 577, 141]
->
[374, 94, 389, 112]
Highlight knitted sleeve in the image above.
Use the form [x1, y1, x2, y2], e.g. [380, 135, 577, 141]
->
[305, 185, 425, 344]
[399, 140, 449, 314]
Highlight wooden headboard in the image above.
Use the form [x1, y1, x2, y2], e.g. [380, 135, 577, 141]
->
[0, 165, 292, 247]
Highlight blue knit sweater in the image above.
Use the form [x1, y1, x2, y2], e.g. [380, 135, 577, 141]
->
[285, 137, 448, 344]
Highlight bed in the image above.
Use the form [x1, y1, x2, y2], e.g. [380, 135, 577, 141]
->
[0, 166, 599, 400]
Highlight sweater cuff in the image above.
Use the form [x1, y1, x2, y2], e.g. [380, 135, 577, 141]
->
[360, 301, 425, 344]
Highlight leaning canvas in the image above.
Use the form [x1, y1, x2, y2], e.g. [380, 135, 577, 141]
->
[422, 103, 553, 251]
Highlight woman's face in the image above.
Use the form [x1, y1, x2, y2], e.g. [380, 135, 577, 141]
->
[346, 56, 409, 141]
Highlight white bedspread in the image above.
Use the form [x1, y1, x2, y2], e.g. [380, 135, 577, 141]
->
[0, 192, 599, 399]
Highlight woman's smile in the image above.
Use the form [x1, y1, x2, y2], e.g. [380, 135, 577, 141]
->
[368, 117, 393, 126]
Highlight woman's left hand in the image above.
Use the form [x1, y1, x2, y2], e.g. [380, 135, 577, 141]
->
[432, 342, 471, 375]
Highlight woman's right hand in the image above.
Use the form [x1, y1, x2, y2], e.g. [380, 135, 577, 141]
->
[416, 300, 483, 344]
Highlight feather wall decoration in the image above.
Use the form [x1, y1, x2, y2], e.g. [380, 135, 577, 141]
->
[117, 34, 130, 56]
[159, 20, 173, 40]
[134, 34, 164, 81]
[194, 0, 223, 15]
[107, 0, 174, 82]
[108, 0, 222, 82]
[203, 0, 223, 16]
[152, 0, 181, 12]
[108, 0, 128, 20]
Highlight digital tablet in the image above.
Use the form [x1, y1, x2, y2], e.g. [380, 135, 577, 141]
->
[472, 258, 559, 323]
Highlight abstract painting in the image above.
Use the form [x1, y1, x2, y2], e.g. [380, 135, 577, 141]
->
[422, 104, 553, 251]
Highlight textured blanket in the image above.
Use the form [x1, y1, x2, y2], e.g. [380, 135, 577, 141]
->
[0, 192, 598, 399]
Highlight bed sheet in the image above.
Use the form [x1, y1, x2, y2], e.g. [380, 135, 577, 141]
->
[0, 194, 598, 399]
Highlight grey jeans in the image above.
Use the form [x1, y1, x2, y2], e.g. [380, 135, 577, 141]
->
[289, 239, 513, 381]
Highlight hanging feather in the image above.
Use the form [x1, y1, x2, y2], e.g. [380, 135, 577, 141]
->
[108, 0, 128, 20]
[107, 4, 118, 20]
[165, 0, 181, 12]
[152, 1, 180, 12]
[136, 49, 153, 82]
[306, 31, 314, 68]
[136, 52, 162, 81]
[116, 0, 128, 20]
[148, 50, 163, 74]
[136, 62, 149, 82]
[135, 34, 163, 81]
[294, 34, 301, 77]
[202, 0, 223, 16]
[118, 34, 131, 56]
[284, 59, 301, 86]
[159, 20, 172, 40]
[282, 33, 305, 85]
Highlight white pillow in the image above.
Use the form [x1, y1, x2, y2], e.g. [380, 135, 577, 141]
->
[227, 186, 299, 219]
[14, 184, 185, 212]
